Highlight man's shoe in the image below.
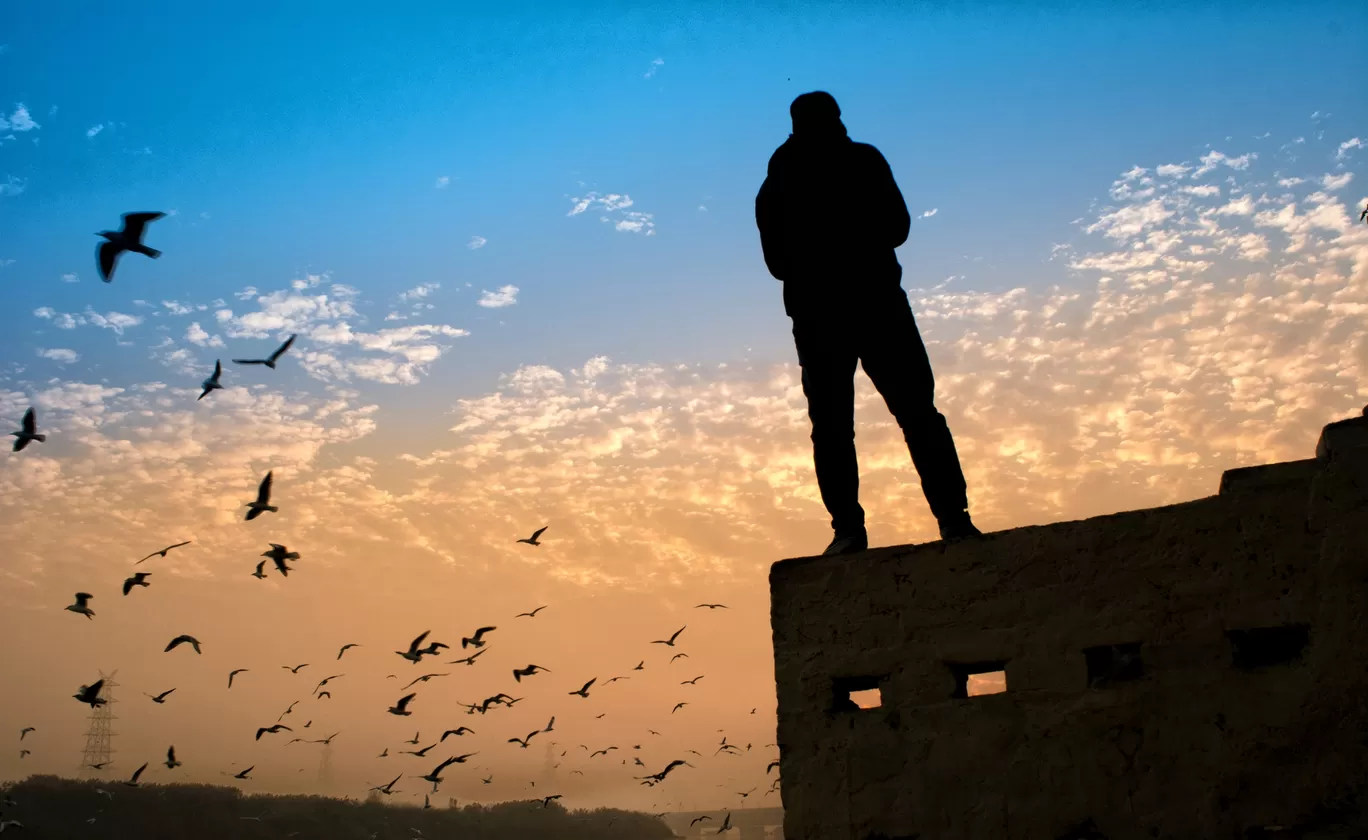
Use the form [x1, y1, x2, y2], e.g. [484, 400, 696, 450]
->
[822, 532, 868, 556]
[938, 514, 982, 541]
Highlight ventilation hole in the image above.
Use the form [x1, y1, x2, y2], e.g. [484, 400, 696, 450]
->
[947, 661, 1008, 699]
[1227, 624, 1310, 670]
[1083, 642, 1145, 689]
[831, 675, 884, 711]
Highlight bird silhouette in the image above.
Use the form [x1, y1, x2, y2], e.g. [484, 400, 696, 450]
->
[283, 662, 309, 674]
[388, 693, 417, 716]
[337, 643, 361, 660]
[263, 544, 300, 576]
[96, 212, 164, 282]
[164, 746, 182, 769]
[515, 605, 547, 618]
[165, 635, 202, 654]
[695, 603, 728, 609]
[671, 653, 689, 663]
[512, 664, 550, 682]
[767, 759, 780, 774]
[605, 676, 629, 684]
[234, 766, 254, 780]
[542, 716, 555, 733]
[540, 794, 562, 807]
[244, 471, 278, 520]
[136, 541, 191, 564]
[314, 674, 344, 694]
[516, 526, 548, 546]
[198, 360, 224, 400]
[404, 732, 422, 745]
[228, 669, 249, 689]
[232, 334, 297, 369]
[447, 648, 487, 666]
[398, 631, 439, 663]
[1361, 202, 1368, 223]
[370, 774, 402, 795]
[19, 727, 35, 740]
[66, 592, 95, 620]
[568, 678, 596, 698]
[460, 626, 496, 649]
[682, 675, 704, 685]
[716, 812, 732, 834]
[255, 724, 291, 741]
[18, 749, 29, 759]
[278, 700, 299, 720]
[123, 762, 149, 787]
[439, 727, 475, 741]
[73, 680, 106, 707]
[402, 744, 437, 758]
[692, 816, 712, 826]
[317, 691, 332, 700]
[122, 572, 151, 596]
[402, 673, 449, 690]
[10, 407, 45, 452]
[633, 661, 645, 670]
[652, 626, 686, 646]
[251, 561, 268, 579]
[672, 702, 688, 714]
[507, 730, 541, 749]
[417, 754, 476, 787]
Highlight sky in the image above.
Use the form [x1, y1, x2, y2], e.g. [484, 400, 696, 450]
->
[1, 0, 1367, 817]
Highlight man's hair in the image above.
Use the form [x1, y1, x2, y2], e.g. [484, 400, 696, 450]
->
[790, 91, 841, 123]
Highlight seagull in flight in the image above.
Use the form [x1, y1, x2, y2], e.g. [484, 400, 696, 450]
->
[233, 766, 254, 780]
[337, 643, 361, 660]
[447, 648, 487, 666]
[695, 603, 728, 609]
[652, 626, 686, 646]
[539, 794, 562, 808]
[66, 592, 96, 619]
[671, 653, 689, 663]
[605, 676, 629, 684]
[74, 680, 106, 707]
[164, 635, 202, 654]
[122, 572, 152, 596]
[388, 693, 417, 716]
[164, 746, 182, 769]
[516, 525, 548, 546]
[460, 626, 496, 649]
[1361, 201, 1368, 223]
[417, 754, 476, 788]
[10, 407, 45, 452]
[251, 561, 268, 579]
[402, 744, 437, 758]
[672, 702, 688, 714]
[633, 660, 645, 671]
[507, 730, 541, 749]
[198, 360, 224, 400]
[691, 816, 713, 827]
[314, 674, 344, 694]
[398, 631, 438, 663]
[283, 663, 309, 674]
[146, 689, 176, 704]
[96, 212, 164, 282]
[263, 544, 300, 576]
[19, 727, 35, 740]
[402, 673, 449, 690]
[370, 774, 402, 795]
[404, 732, 422, 745]
[123, 762, 149, 787]
[228, 669, 249, 689]
[681, 675, 704, 685]
[255, 724, 291, 741]
[568, 678, 596, 698]
[515, 605, 547, 618]
[512, 664, 550, 682]
[244, 471, 278, 520]
[542, 716, 555, 733]
[136, 541, 191, 564]
[278, 700, 299, 720]
[232, 334, 297, 369]
[440, 727, 475, 741]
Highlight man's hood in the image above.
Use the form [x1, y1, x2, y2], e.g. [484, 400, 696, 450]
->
[767, 130, 853, 175]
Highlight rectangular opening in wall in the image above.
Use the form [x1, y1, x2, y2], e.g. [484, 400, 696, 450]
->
[947, 661, 1008, 699]
[1227, 623, 1311, 670]
[1084, 642, 1145, 689]
[830, 675, 884, 712]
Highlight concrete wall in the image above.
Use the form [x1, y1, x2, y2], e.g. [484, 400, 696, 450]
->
[770, 412, 1368, 840]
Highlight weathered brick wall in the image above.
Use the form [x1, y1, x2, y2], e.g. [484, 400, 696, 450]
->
[770, 413, 1368, 840]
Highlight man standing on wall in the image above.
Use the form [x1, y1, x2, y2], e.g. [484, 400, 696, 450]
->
[755, 91, 982, 556]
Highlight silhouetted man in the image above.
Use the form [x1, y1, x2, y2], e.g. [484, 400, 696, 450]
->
[755, 91, 981, 556]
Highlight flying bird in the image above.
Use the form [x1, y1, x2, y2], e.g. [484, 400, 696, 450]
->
[652, 626, 686, 646]
[337, 643, 361, 660]
[123, 762, 149, 787]
[404, 732, 422, 745]
[66, 592, 96, 620]
[402, 673, 449, 690]
[19, 727, 34, 740]
[695, 603, 728, 609]
[398, 631, 437, 663]
[439, 727, 474, 741]
[460, 626, 496, 649]
[146, 689, 176, 704]
[633, 660, 645, 670]
[692, 816, 713, 826]
[96, 212, 165, 282]
[317, 691, 332, 700]
[136, 541, 191, 564]
[251, 561, 268, 579]
[371, 774, 402, 795]
[244, 471, 278, 520]
[682, 675, 704, 685]
[605, 676, 629, 684]
[164, 635, 202, 654]
[198, 360, 224, 400]
[283, 663, 309, 674]
[507, 730, 541, 749]
[767, 759, 780, 775]
[314, 674, 344, 693]
[228, 669, 249, 689]
[402, 744, 437, 758]
[417, 754, 476, 787]
[512, 664, 550, 682]
[671, 653, 689, 663]
[122, 572, 151, 596]
[638, 759, 688, 784]
[1361, 201, 1368, 223]
[515, 605, 547, 618]
[255, 725, 291, 741]
[388, 693, 417, 716]
[716, 812, 732, 834]
[542, 716, 555, 733]
[516, 526, 548, 546]
[164, 746, 182, 769]
[233, 766, 254, 780]
[672, 702, 688, 714]
[264, 544, 300, 576]
[278, 700, 299, 720]
[447, 648, 487, 666]
[9, 407, 45, 453]
[232, 334, 297, 369]
[18, 750, 29, 759]
[540, 794, 562, 807]
[568, 678, 596, 698]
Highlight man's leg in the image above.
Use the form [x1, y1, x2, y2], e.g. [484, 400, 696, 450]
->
[858, 291, 979, 539]
[791, 318, 866, 553]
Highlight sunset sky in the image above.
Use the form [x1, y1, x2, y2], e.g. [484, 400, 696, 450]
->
[1, 0, 1366, 816]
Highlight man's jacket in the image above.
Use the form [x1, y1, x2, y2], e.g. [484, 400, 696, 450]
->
[755, 133, 912, 316]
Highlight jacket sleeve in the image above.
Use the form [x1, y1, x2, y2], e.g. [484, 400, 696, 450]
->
[870, 148, 911, 249]
[755, 175, 788, 281]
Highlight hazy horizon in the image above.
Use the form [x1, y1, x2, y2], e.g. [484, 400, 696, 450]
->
[1, 0, 1366, 819]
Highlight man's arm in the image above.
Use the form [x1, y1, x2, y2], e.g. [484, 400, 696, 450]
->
[869, 148, 911, 249]
[755, 176, 789, 281]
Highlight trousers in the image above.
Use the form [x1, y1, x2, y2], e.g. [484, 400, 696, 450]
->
[790, 286, 970, 536]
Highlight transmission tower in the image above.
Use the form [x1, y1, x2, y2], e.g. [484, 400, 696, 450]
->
[79, 670, 118, 774]
[317, 741, 335, 788]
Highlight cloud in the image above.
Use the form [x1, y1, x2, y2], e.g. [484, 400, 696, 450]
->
[434, 176, 450, 189]
[567, 191, 657, 235]
[613, 211, 656, 235]
[37, 348, 79, 364]
[644, 57, 664, 79]
[185, 322, 224, 347]
[0, 175, 25, 197]
[1084, 199, 1173, 242]
[398, 283, 439, 303]
[1321, 172, 1353, 191]
[568, 192, 634, 216]
[467, 235, 487, 250]
[918, 208, 939, 219]
[1193, 150, 1256, 178]
[60, 273, 78, 283]
[1155, 163, 1191, 179]
[0, 103, 38, 133]
[33, 306, 144, 334]
[477, 285, 519, 308]
[86, 124, 104, 138]
[1335, 138, 1363, 162]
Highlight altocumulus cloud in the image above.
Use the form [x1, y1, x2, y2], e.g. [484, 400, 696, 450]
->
[477, 285, 519, 308]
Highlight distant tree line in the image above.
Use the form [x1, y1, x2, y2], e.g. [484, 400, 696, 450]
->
[0, 775, 678, 840]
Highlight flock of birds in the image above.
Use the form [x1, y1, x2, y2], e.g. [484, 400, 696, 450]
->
[5, 213, 781, 833]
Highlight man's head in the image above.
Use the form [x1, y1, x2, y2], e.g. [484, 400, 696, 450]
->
[790, 91, 845, 137]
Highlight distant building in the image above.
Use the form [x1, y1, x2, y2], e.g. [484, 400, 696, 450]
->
[770, 410, 1368, 839]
